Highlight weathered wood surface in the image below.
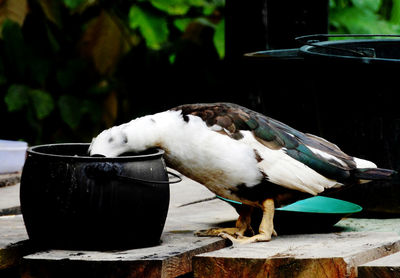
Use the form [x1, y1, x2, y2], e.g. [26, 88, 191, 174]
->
[0, 173, 21, 188]
[3, 171, 400, 277]
[0, 183, 20, 216]
[358, 252, 400, 278]
[22, 232, 227, 278]
[336, 217, 400, 234]
[193, 232, 400, 278]
[0, 215, 29, 270]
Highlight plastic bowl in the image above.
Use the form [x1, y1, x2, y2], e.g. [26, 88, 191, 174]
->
[0, 140, 28, 174]
[218, 196, 362, 234]
[276, 196, 362, 214]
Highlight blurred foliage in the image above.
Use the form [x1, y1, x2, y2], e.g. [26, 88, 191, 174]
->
[1, 0, 400, 145]
[329, 0, 400, 34]
[0, 0, 224, 144]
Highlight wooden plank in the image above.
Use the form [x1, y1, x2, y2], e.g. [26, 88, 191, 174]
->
[336, 218, 400, 234]
[22, 232, 228, 278]
[0, 215, 29, 270]
[0, 173, 20, 188]
[14, 173, 400, 278]
[0, 183, 20, 216]
[358, 251, 400, 278]
[193, 232, 400, 278]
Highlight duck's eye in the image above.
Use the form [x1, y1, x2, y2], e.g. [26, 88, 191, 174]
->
[108, 137, 114, 143]
[122, 133, 128, 144]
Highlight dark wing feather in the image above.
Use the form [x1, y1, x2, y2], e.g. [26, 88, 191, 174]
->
[172, 103, 356, 182]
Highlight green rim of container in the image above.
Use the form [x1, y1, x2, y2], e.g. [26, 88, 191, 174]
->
[276, 196, 362, 214]
[217, 195, 362, 214]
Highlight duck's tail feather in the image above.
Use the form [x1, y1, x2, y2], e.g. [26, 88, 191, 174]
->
[353, 168, 398, 181]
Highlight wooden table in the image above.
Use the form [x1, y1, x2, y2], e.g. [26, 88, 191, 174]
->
[2, 172, 400, 277]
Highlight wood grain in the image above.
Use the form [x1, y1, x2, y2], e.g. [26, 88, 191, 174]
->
[193, 232, 400, 278]
[358, 251, 400, 278]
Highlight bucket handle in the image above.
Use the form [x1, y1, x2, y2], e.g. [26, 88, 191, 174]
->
[84, 163, 182, 185]
[116, 170, 182, 184]
[296, 34, 400, 58]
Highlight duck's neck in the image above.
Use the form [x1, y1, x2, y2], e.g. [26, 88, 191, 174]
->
[145, 111, 263, 193]
[124, 110, 186, 153]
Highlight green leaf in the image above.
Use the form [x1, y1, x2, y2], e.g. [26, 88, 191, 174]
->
[202, 2, 219, 15]
[330, 6, 399, 34]
[149, 0, 190, 15]
[148, 0, 213, 15]
[4, 84, 29, 112]
[213, 19, 224, 59]
[196, 17, 215, 28]
[187, 0, 210, 6]
[174, 18, 192, 32]
[62, 0, 86, 10]
[169, 53, 176, 64]
[129, 5, 169, 50]
[0, 0, 28, 32]
[29, 89, 54, 119]
[58, 95, 82, 129]
[38, 0, 63, 28]
[5, 86, 54, 119]
[351, 0, 382, 13]
[391, 0, 400, 24]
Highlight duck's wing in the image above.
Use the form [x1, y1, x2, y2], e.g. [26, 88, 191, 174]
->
[173, 102, 357, 183]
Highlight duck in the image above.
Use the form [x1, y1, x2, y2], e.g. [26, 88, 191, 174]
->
[89, 102, 396, 243]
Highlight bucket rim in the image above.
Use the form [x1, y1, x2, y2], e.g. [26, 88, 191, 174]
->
[299, 38, 400, 63]
[27, 143, 164, 161]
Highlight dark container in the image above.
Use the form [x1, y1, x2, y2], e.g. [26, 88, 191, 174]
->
[20, 143, 170, 250]
[245, 37, 400, 216]
[296, 38, 400, 170]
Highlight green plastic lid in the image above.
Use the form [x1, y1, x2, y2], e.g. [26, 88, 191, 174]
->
[217, 195, 362, 215]
[276, 196, 363, 214]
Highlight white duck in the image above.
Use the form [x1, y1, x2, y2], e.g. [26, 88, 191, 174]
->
[89, 103, 396, 243]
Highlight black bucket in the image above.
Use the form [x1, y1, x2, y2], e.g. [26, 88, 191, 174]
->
[245, 35, 400, 216]
[295, 36, 400, 171]
[298, 35, 400, 64]
[20, 143, 172, 250]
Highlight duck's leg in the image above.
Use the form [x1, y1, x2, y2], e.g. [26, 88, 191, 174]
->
[195, 205, 254, 237]
[220, 198, 277, 244]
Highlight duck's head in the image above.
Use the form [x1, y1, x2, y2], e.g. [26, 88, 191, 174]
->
[89, 126, 129, 157]
[89, 114, 162, 157]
